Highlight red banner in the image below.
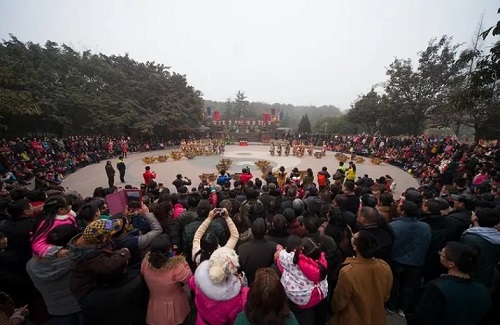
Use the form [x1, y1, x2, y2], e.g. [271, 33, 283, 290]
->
[263, 113, 270, 123]
[214, 111, 220, 121]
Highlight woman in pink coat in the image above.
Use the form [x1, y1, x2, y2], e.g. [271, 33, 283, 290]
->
[189, 246, 249, 325]
[141, 235, 192, 325]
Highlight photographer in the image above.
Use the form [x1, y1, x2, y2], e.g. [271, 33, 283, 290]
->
[191, 207, 239, 267]
[172, 174, 192, 192]
[239, 167, 253, 187]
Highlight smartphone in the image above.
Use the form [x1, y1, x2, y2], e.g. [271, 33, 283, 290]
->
[214, 208, 223, 217]
[125, 189, 142, 204]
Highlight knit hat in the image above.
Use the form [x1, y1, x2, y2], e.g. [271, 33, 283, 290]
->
[83, 219, 123, 245]
[208, 247, 240, 284]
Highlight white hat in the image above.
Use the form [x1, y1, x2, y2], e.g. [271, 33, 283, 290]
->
[208, 247, 240, 284]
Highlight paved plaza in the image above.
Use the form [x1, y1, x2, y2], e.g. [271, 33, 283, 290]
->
[63, 144, 419, 198]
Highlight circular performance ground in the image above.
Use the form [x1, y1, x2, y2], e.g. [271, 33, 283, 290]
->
[63, 144, 419, 198]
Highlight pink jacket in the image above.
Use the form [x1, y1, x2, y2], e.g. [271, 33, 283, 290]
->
[172, 203, 185, 219]
[189, 261, 248, 325]
[32, 214, 77, 257]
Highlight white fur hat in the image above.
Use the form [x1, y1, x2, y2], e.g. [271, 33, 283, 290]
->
[208, 247, 240, 284]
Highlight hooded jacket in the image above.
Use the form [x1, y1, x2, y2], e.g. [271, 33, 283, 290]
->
[277, 250, 328, 308]
[462, 227, 500, 287]
[189, 260, 248, 325]
[26, 256, 81, 316]
[68, 235, 131, 301]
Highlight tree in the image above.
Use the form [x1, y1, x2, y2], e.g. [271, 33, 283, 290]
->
[234, 90, 249, 118]
[383, 36, 462, 135]
[0, 35, 204, 136]
[347, 88, 382, 134]
[298, 114, 312, 133]
[315, 115, 358, 135]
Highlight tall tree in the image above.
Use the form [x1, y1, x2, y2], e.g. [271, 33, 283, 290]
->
[234, 90, 249, 118]
[224, 97, 233, 119]
[347, 88, 382, 134]
[298, 114, 312, 133]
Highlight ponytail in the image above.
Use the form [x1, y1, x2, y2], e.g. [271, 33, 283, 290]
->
[32, 195, 68, 241]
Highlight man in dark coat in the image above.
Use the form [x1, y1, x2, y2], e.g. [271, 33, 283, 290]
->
[105, 161, 115, 188]
[116, 156, 126, 183]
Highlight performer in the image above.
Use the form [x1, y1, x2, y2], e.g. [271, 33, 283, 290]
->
[308, 143, 314, 156]
[285, 143, 290, 156]
[269, 142, 275, 156]
[277, 143, 282, 156]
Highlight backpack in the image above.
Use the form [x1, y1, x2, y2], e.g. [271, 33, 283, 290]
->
[317, 173, 327, 187]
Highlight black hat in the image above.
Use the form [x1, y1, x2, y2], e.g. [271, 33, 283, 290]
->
[450, 193, 476, 205]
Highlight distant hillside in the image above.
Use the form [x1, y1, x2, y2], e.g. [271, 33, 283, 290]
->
[204, 100, 342, 131]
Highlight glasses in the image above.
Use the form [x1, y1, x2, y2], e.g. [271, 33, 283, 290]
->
[438, 250, 450, 260]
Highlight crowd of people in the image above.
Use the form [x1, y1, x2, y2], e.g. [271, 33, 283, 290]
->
[0, 133, 499, 325]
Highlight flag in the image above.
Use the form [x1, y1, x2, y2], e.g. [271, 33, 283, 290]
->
[206, 107, 212, 118]
[271, 108, 276, 117]
[263, 113, 271, 123]
[279, 110, 285, 122]
[214, 110, 220, 121]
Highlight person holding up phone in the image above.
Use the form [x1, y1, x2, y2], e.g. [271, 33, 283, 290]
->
[191, 208, 239, 267]
[143, 166, 156, 186]
[172, 174, 191, 192]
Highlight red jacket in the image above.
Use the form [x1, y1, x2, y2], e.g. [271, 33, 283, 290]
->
[143, 171, 156, 185]
[239, 173, 253, 186]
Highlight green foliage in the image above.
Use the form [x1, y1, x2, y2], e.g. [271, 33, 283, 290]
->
[298, 114, 312, 133]
[0, 35, 203, 135]
[234, 90, 249, 118]
[346, 89, 382, 134]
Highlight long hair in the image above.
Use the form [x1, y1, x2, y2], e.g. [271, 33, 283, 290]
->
[245, 268, 290, 325]
[194, 232, 219, 263]
[32, 195, 68, 242]
[152, 201, 173, 233]
[292, 237, 328, 280]
[147, 235, 172, 269]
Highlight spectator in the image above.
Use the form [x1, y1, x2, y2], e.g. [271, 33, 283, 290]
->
[192, 208, 239, 267]
[68, 219, 131, 301]
[31, 195, 76, 258]
[356, 207, 392, 261]
[235, 268, 299, 325]
[141, 235, 192, 325]
[265, 214, 291, 248]
[412, 242, 491, 325]
[182, 200, 227, 267]
[447, 193, 475, 241]
[116, 156, 126, 183]
[152, 201, 181, 250]
[238, 218, 277, 284]
[105, 161, 115, 188]
[26, 225, 82, 324]
[143, 166, 156, 186]
[387, 200, 431, 317]
[189, 247, 248, 325]
[461, 208, 500, 287]
[172, 174, 191, 192]
[331, 230, 393, 325]
[216, 169, 231, 186]
[239, 168, 253, 186]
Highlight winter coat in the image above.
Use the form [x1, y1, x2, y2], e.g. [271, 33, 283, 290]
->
[304, 195, 322, 214]
[32, 214, 77, 257]
[413, 275, 491, 325]
[357, 225, 392, 262]
[389, 217, 431, 267]
[420, 214, 454, 281]
[304, 232, 341, 274]
[80, 269, 148, 325]
[0, 216, 35, 266]
[265, 229, 291, 248]
[462, 227, 500, 287]
[277, 250, 328, 308]
[183, 217, 227, 263]
[172, 203, 185, 219]
[68, 235, 131, 301]
[141, 255, 192, 325]
[192, 216, 239, 266]
[235, 312, 299, 325]
[331, 257, 392, 325]
[216, 173, 231, 186]
[447, 209, 472, 242]
[105, 164, 115, 178]
[26, 256, 80, 316]
[238, 238, 277, 284]
[189, 260, 249, 325]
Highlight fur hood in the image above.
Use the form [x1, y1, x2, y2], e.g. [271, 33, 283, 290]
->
[194, 260, 242, 301]
[142, 253, 187, 271]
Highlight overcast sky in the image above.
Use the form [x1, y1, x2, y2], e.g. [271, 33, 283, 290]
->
[0, 0, 499, 110]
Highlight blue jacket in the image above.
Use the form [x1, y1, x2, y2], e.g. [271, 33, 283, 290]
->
[389, 217, 431, 267]
[217, 173, 231, 186]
